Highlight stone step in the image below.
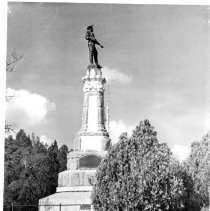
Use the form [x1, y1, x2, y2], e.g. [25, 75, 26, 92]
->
[56, 186, 92, 192]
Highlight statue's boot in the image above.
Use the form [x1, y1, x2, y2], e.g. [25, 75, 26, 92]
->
[96, 64, 102, 69]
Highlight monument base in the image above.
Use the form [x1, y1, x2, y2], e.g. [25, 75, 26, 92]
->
[39, 154, 105, 210]
[39, 191, 92, 211]
[39, 169, 94, 211]
[39, 150, 107, 210]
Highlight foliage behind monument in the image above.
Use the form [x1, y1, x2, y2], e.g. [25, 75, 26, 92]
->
[4, 129, 69, 210]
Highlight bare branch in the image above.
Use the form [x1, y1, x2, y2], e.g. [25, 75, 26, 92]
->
[5, 122, 17, 134]
[5, 49, 22, 133]
[6, 49, 23, 72]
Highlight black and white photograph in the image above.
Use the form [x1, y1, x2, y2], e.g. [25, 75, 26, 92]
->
[1, 1, 210, 210]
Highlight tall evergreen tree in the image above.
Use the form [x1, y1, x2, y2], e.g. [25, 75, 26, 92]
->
[92, 120, 184, 211]
[183, 132, 210, 211]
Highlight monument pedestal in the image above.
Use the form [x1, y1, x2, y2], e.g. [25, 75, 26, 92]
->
[39, 65, 110, 211]
[39, 170, 94, 211]
[39, 192, 91, 211]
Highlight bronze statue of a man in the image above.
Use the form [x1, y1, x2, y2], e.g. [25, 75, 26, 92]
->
[85, 25, 104, 68]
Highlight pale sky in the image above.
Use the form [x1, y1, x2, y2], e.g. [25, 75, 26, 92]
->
[6, 2, 210, 160]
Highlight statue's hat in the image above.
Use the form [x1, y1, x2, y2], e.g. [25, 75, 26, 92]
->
[87, 25, 93, 30]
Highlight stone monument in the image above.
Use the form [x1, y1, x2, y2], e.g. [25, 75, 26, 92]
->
[39, 64, 110, 211]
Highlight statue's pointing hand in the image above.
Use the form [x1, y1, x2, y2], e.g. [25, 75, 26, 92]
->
[100, 44, 104, 48]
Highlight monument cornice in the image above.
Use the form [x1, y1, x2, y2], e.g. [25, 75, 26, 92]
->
[79, 131, 109, 137]
[82, 76, 106, 83]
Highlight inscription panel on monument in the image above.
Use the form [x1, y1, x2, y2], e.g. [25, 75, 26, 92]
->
[79, 155, 102, 169]
[87, 95, 98, 131]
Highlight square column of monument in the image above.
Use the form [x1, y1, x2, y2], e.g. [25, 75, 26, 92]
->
[79, 65, 109, 152]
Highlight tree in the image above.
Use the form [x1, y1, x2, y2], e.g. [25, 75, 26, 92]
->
[4, 130, 33, 210]
[92, 120, 184, 211]
[46, 140, 60, 194]
[183, 132, 210, 211]
[4, 130, 62, 210]
[57, 144, 69, 172]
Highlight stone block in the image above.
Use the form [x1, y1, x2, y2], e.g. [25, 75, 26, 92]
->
[79, 154, 102, 169]
[67, 151, 107, 170]
[80, 135, 107, 152]
[58, 169, 96, 187]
